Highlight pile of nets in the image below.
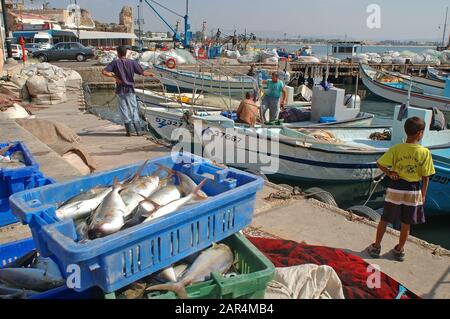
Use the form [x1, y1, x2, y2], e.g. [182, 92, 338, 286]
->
[0, 63, 82, 105]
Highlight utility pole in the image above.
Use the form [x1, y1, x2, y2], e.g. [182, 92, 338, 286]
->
[136, 0, 144, 46]
[76, 0, 80, 42]
[1, 0, 12, 58]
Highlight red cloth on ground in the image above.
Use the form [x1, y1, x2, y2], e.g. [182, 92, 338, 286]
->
[247, 237, 420, 299]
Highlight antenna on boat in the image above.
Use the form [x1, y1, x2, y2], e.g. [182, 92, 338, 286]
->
[406, 76, 413, 108]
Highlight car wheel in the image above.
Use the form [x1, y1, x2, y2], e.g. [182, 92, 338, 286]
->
[76, 54, 86, 62]
[38, 55, 48, 62]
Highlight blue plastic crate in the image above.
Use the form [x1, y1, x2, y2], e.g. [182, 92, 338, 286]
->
[319, 116, 337, 124]
[0, 238, 100, 299]
[0, 141, 41, 199]
[10, 153, 264, 293]
[0, 174, 54, 227]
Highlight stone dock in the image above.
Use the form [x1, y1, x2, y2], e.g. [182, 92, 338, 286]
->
[1, 78, 449, 299]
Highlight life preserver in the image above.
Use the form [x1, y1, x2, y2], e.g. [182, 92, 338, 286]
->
[166, 58, 177, 69]
[198, 48, 207, 59]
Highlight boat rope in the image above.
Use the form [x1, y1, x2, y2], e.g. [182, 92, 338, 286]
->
[363, 175, 386, 207]
[265, 186, 332, 202]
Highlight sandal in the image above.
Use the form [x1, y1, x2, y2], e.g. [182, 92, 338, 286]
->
[392, 246, 406, 262]
[368, 244, 381, 258]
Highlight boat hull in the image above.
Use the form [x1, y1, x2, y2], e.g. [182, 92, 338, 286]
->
[426, 150, 450, 216]
[154, 66, 256, 96]
[360, 64, 450, 112]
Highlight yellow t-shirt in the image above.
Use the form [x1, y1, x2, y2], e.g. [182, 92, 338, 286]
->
[378, 143, 436, 182]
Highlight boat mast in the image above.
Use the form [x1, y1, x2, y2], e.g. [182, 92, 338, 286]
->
[442, 7, 449, 47]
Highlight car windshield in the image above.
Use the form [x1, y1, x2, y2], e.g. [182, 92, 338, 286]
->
[35, 39, 49, 44]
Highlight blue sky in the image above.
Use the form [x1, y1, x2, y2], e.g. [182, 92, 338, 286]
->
[47, 0, 449, 41]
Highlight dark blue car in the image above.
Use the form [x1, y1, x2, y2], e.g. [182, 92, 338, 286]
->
[33, 42, 94, 62]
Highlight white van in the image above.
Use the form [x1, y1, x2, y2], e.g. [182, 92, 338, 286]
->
[33, 33, 53, 50]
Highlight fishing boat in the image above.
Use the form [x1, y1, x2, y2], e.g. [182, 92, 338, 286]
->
[427, 67, 449, 83]
[192, 106, 450, 185]
[139, 83, 376, 139]
[426, 149, 450, 215]
[152, 64, 257, 96]
[360, 63, 450, 111]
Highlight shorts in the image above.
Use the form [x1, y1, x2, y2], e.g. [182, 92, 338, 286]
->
[382, 179, 425, 226]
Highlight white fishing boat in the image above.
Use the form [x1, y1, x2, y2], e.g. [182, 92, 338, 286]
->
[192, 106, 450, 183]
[152, 64, 257, 96]
[360, 63, 450, 111]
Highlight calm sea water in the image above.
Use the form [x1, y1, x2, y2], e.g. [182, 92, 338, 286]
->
[252, 43, 435, 57]
[88, 84, 450, 249]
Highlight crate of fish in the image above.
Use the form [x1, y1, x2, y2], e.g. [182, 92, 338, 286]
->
[10, 153, 265, 293]
[113, 233, 275, 300]
[0, 141, 40, 196]
[0, 238, 103, 299]
[0, 141, 54, 227]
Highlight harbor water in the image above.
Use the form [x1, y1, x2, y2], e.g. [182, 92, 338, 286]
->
[88, 87, 450, 250]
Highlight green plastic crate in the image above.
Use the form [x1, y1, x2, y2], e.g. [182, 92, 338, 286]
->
[146, 233, 275, 299]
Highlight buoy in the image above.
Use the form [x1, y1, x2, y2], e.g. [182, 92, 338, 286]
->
[166, 58, 177, 69]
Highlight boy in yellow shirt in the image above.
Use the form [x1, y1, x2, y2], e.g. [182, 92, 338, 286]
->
[368, 117, 436, 262]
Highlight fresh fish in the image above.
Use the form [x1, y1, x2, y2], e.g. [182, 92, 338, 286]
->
[4, 249, 38, 269]
[0, 156, 26, 169]
[75, 220, 89, 241]
[62, 186, 111, 206]
[120, 162, 172, 218]
[120, 281, 147, 300]
[56, 188, 112, 221]
[0, 268, 65, 292]
[155, 267, 178, 283]
[32, 256, 63, 279]
[124, 185, 185, 228]
[173, 264, 189, 280]
[142, 180, 208, 224]
[0, 285, 39, 299]
[174, 170, 208, 199]
[89, 178, 127, 238]
[146, 244, 234, 299]
[10, 151, 24, 163]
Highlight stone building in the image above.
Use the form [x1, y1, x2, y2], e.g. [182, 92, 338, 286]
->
[119, 6, 133, 34]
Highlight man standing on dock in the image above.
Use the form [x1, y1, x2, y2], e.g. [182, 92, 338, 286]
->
[102, 46, 155, 137]
[261, 72, 287, 123]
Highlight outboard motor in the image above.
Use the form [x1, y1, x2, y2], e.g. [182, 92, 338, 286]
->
[344, 94, 361, 109]
[430, 108, 446, 131]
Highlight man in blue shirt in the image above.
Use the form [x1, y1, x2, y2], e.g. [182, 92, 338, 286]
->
[102, 46, 155, 136]
[261, 72, 288, 123]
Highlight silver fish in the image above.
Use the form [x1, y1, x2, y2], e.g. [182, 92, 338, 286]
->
[146, 244, 234, 299]
[174, 170, 208, 199]
[75, 220, 89, 241]
[10, 151, 25, 163]
[142, 180, 207, 224]
[120, 162, 171, 218]
[56, 188, 112, 221]
[0, 156, 26, 169]
[89, 178, 127, 238]
[0, 268, 65, 292]
[131, 185, 183, 221]
[32, 256, 63, 279]
[62, 186, 112, 206]
[0, 285, 39, 299]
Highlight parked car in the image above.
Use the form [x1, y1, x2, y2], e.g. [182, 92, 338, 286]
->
[24, 43, 42, 55]
[11, 44, 27, 60]
[33, 42, 94, 62]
